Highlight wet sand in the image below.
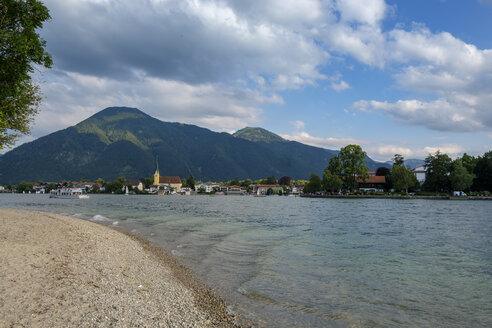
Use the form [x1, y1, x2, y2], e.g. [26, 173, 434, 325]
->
[0, 207, 237, 327]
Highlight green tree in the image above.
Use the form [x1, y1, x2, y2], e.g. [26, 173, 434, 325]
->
[265, 175, 277, 185]
[473, 150, 492, 191]
[16, 180, 33, 193]
[141, 177, 153, 189]
[338, 144, 369, 191]
[391, 164, 417, 193]
[390, 155, 417, 193]
[322, 169, 343, 193]
[278, 176, 291, 186]
[423, 151, 452, 192]
[266, 187, 274, 195]
[47, 182, 56, 191]
[393, 154, 404, 166]
[304, 173, 322, 194]
[327, 156, 343, 176]
[1, 0, 52, 149]
[450, 160, 475, 191]
[460, 153, 478, 174]
[186, 174, 195, 190]
[240, 178, 252, 187]
[376, 166, 392, 191]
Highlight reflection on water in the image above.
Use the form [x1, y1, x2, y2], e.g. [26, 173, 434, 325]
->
[1, 194, 491, 327]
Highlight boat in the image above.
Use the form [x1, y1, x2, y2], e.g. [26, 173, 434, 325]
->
[50, 188, 90, 199]
[125, 186, 129, 195]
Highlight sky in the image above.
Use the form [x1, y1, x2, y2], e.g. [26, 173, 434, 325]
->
[9, 0, 492, 161]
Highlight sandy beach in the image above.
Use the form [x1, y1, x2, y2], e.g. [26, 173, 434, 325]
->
[0, 207, 237, 327]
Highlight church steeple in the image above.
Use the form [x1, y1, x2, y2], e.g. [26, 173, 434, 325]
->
[153, 156, 160, 185]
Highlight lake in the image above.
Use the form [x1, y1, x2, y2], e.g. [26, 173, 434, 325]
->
[1, 194, 491, 327]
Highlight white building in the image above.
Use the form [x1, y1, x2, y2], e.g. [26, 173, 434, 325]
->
[413, 166, 426, 184]
[195, 183, 220, 193]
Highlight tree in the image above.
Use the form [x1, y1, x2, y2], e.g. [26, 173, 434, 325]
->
[1, 0, 52, 149]
[423, 151, 452, 192]
[186, 174, 195, 190]
[141, 177, 153, 189]
[390, 155, 417, 193]
[338, 144, 369, 191]
[278, 176, 291, 186]
[391, 164, 417, 193]
[393, 154, 404, 166]
[450, 159, 474, 191]
[265, 175, 277, 185]
[375, 167, 390, 177]
[376, 166, 392, 191]
[461, 153, 478, 174]
[16, 180, 33, 193]
[473, 151, 492, 191]
[327, 156, 343, 176]
[304, 173, 321, 194]
[266, 187, 274, 195]
[322, 169, 343, 193]
[240, 178, 252, 187]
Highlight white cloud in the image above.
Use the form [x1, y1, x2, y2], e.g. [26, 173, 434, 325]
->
[290, 120, 305, 130]
[31, 70, 283, 137]
[352, 98, 484, 132]
[366, 143, 465, 161]
[336, 0, 387, 26]
[21, 0, 492, 144]
[280, 131, 368, 150]
[331, 80, 350, 91]
[43, 0, 329, 90]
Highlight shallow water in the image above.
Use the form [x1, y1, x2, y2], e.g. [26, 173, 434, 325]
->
[1, 194, 491, 327]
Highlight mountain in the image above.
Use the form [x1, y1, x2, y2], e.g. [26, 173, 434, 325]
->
[0, 107, 388, 184]
[233, 127, 387, 174]
[233, 127, 285, 143]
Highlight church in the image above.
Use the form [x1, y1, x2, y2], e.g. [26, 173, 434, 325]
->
[153, 159, 182, 190]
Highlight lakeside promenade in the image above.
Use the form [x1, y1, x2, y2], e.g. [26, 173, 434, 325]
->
[0, 207, 236, 328]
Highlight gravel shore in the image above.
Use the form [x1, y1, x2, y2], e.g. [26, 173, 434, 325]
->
[0, 207, 237, 327]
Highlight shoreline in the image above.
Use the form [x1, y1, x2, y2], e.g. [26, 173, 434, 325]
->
[0, 207, 238, 327]
[300, 194, 492, 200]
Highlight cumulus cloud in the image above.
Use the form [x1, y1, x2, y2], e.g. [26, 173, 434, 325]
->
[345, 22, 492, 132]
[352, 98, 484, 132]
[280, 131, 368, 150]
[290, 120, 306, 130]
[42, 0, 328, 88]
[367, 143, 465, 162]
[20, 0, 492, 148]
[32, 69, 282, 136]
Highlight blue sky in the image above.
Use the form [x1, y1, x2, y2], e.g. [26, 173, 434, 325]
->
[10, 0, 492, 161]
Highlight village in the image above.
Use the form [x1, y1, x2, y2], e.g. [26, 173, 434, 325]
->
[0, 166, 429, 197]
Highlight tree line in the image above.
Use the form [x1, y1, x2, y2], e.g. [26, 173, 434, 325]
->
[303, 145, 492, 194]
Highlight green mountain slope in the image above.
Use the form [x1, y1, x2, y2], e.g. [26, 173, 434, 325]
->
[233, 127, 285, 143]
[0, 107, 388, 184]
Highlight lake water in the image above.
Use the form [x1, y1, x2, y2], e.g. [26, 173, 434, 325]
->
[1, 194, 491, 327]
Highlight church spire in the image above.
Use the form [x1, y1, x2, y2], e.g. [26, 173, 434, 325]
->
[153, 155, 160, 185]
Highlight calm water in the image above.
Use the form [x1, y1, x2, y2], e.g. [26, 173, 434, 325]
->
[1, 194, 491, 327]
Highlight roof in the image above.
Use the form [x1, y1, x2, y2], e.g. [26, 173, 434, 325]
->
[357, 176, 386, 184]
[257, 184, 279, 188]
[159, 176, 182, 184]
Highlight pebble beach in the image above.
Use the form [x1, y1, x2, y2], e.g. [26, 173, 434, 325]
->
[0, 207, 237, 327]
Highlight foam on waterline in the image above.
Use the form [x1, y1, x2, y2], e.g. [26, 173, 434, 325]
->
[91, 214, 109, 222]
[112, 221, 119, 226]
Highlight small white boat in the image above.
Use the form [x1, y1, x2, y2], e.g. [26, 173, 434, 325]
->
[50, 188, 90, 199]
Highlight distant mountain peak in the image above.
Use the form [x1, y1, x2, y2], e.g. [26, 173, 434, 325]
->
[100, 106, 145, 115]
[233, 127, 285, 143]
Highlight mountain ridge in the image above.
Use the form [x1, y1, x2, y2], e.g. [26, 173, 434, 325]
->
[0, 107, 389, 184]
